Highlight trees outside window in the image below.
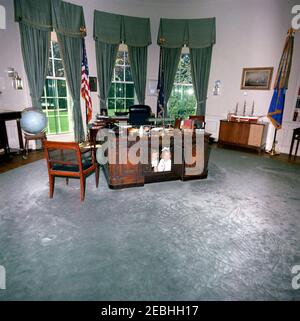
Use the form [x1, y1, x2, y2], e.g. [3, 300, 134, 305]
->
[168, 53, 196, 119]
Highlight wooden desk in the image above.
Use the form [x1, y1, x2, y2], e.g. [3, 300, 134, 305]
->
[0, 110, 24, 157]
[218, 120, 268, 153]
[101, 131, 211, 189]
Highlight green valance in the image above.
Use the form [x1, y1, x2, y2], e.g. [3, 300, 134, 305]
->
[93, 10, 151, 47]
[157, 17, 216, 48]
[93, 11, 122, 44]
[14, 0, 52, 31]
[123, 16, 151, 47]
[51, 0, 85, 38]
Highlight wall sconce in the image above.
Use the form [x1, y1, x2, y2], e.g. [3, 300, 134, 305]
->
[213, 80, 221, 95]
[7, 67, 23, 90]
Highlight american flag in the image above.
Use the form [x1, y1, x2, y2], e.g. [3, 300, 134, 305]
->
[81, 38, 92, 123]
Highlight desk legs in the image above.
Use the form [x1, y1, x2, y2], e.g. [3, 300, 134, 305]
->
[0, 119, 9, 155]
[16, 119, 24, 150]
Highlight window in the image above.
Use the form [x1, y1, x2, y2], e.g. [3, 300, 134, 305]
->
[168, 53, 196, 119]
[107, 50, 135, 116]
[41, 41, 72, 134]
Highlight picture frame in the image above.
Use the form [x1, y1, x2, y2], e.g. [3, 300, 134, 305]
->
[241, 67, 273, 90]
[147, 79, 158, 96]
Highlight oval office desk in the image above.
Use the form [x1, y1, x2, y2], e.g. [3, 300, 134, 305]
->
[95, 129, 211, 189]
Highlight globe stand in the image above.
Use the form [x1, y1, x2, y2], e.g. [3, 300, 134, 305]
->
[23, 131, 47, 159]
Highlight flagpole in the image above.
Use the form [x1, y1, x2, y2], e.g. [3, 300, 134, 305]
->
[268, 128, 279, 156]
[266, 28, 295, 156]
[85, 101, 89, 141]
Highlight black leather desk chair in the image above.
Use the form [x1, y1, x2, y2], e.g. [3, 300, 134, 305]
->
[289, 127, 300, 157]
[129, 105, 151, 126]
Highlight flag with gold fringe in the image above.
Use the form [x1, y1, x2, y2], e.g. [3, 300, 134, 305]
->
[267, 29, 295, 129]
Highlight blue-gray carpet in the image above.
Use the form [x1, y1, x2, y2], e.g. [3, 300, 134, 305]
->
[0, 148, 299, 300]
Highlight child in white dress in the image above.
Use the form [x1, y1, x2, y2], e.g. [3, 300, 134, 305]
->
[158, 147, 172, 172]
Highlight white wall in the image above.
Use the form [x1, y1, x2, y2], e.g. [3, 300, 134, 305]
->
[0, 0, 299, 154]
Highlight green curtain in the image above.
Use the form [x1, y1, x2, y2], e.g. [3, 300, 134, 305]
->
[52, 0, 85, 142]
[14, 0, 52, 109]
[93, 10, 151, 111]
[190, 46, 213, 116]
[19, 25, 50, 109]
[128, 46, 147, 104]
[161, 47, 182, 115]
[95, 41, 119, 110]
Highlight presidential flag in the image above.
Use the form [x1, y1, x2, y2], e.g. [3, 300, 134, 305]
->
[267, 29, 294, 129]
[81, 38, 93, 123]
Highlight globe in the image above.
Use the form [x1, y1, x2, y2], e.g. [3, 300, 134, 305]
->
[20, 107, 47, 134]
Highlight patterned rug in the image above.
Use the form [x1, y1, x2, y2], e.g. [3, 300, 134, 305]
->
[0, 148, 299, 300]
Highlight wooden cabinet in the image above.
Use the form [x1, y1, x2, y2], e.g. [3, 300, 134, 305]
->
[218, 120, 268, 153]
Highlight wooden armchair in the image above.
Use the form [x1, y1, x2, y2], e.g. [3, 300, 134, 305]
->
[43, 141, 99, 201]
[189, 115, 206, 129]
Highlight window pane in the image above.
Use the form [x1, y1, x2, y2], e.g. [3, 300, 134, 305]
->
[59, 112, 69, 132]
[126, 99, 134, 108]
[52, 42, 61, 59]
[47, 59, 53, 77]
[125, 66, 133, 82]
[45, 98, 57, 110]
[108, 99, 115, 110]
[57, 80, 67, 97]
[47, 110, 59, 134]
[54, 60, 64, 78]
[115, 99, 125, 111]
[124, 52, 129, 66]
[116, 83, 124, 98]
[125, 83, 134, 98]
[58, 98, 68, 110]
[116, 51, 124, 66]
[115, 66, 124, 82]
[45, 79, 56, 97]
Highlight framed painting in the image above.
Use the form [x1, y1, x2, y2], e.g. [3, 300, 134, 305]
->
[241, 67, 273, 90]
